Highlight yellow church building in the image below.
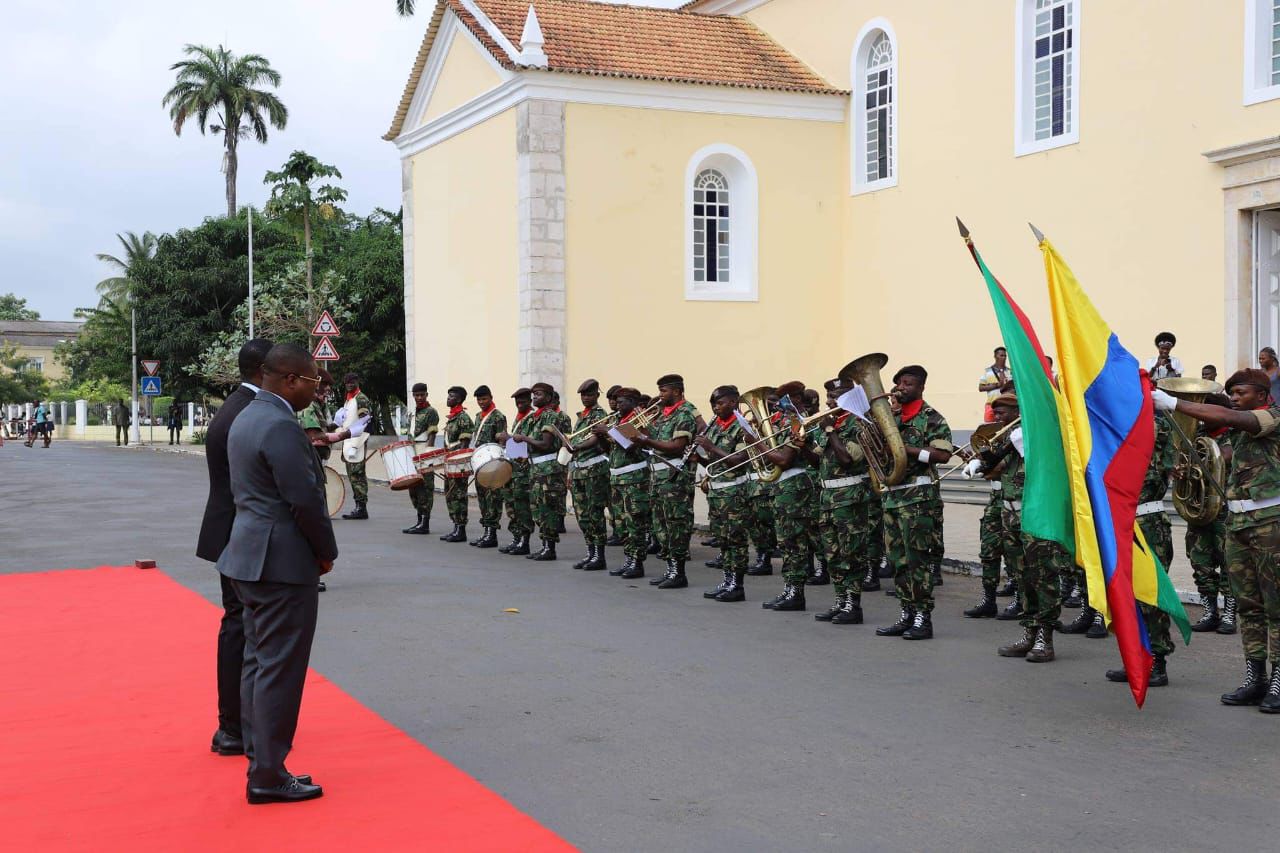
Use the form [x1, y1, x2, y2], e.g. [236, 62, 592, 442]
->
[386, 0, 1280, 426]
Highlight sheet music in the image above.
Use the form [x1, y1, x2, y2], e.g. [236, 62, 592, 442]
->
[505, 438, 528, 459]
[608, 426, 633, 449]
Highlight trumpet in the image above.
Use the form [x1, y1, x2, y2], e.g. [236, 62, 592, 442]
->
[938, 418, 1020, 481]
[564, 409, 622, 443]
[608, 399, 662, 441]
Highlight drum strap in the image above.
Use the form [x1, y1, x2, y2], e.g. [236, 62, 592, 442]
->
[472, 409, 496, 446]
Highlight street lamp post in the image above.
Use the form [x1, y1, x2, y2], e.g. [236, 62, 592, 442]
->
[130, 307, 140, 445]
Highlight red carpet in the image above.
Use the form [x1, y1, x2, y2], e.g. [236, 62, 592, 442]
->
[0, 567, 572, 851]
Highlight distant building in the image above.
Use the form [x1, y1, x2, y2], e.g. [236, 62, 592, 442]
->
[0, 320, 83, 382]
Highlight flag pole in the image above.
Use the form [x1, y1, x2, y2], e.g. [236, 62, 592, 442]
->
[130, 307, 140, 445]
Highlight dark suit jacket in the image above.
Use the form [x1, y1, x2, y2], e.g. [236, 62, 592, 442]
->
[196, 385, 256, 562]
[216, 391, 338, 585]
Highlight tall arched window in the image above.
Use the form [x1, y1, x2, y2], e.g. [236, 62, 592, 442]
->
[851, 20, 899, 194]
[685, 144, 758, 301]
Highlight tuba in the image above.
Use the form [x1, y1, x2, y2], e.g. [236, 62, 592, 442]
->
[838, 353, 909, 491]
[739, 385, 784, 484]
[1156, 378, 1226, 525]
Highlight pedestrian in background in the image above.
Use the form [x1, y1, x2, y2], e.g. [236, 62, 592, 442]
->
[168, 402, 183, 445]
[114, 398, 131, 446]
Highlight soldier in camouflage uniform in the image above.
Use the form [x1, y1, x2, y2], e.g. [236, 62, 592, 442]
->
[802, 389, 830, 586]
[498, 388, 535, 555]
[757, 381, 817, 612]
[745, 395, 782, 576]
[337, 372, 373, 519]
[1154, 369, 1280, 710]
[402, 382, 438, 535]
[963, 454, 1005, 617]
[804, 378, 876, 625]
[875, 365, 953, 641]
[510, 382, 565, 561]
[566, 379, 611, 571]
[1182, 409, 1235, 633]
[695, 386, 752, 601]
[595, 388, 653, 578]
[467, 385, 507, 549]
[439, 386, 474, 543]
[1104, 409, 1176, 686]
[631, 374, 698, 589]
[604, 385, 624, 547]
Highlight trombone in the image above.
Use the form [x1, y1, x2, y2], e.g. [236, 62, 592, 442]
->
[566, 399, 660, 444]
[701, 408, 834, 482]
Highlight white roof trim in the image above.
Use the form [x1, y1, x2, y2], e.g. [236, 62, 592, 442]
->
[683, 0, 773, 16]
[1203, 135, 1280, 167]
[401, 10, 516, 135]
[459, 0, 522, 64]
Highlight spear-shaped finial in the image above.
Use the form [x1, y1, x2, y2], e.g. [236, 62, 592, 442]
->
[955, 217, 970, 239]
[1028, 222, 1045, 243]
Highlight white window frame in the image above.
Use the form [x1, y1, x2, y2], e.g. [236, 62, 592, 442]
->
[684, 143, 758, 302]
[24, 357, 44, 373]
[1244, 0, 1280, 104]
[851, 18, 899, 195]
[1014, 0, 1081, 157]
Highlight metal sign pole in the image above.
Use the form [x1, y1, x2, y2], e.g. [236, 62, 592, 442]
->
[248, 207, 255, 339]
[130, 307, 140, 445]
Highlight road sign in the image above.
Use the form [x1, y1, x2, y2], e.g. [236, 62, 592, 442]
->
[311, 310, 341, 337]
[141, 360, 161, 376]
[312, 336, 340, 361]
[140, 376, 163, 396]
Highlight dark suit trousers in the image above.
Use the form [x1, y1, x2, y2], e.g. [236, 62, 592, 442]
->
[216, 575, 245, 738]
[232, 578, 319, 789]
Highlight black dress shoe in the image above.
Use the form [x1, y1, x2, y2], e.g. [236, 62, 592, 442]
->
[317, 581, 327, 593]
[210, 729, 244, 756]
[289, 773, 313, 785]
[247, 777, 324, 805]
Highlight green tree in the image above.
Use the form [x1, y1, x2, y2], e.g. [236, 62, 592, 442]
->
[56, 298, 133, 387]
[0, 343, 50, 404]
[0, 293, 40, 321]
[95, 231, 156, 301]
[264, 151, 348, 295]
[396, 0, 416, 15]
[163, 44, 288, 218]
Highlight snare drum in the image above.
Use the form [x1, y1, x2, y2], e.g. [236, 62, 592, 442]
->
[471, 442, 513, 489]
[444, 448, 474, 479]
[379, 440, 424, 491]
[323, 466, 346, 518]
[414, 448, 448, 473]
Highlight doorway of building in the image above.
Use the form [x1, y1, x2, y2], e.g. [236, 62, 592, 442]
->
[1254, 208, 1280, 355]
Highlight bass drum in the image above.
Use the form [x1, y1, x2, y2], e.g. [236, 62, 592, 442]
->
[323, 466, 346, 518]
[471, 442, 513, 489]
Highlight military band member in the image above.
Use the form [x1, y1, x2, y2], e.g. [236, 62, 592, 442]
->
[745, 393, 782, 576]
[298, 368, 335, 462]
[497, 388, 536, 555]
[801, 387, 829, 586]
[758, 381, 818, 612]
[1153, 370, 1280, 710]
[604, 384, 624, 547]
[963, 425, 1006, 618]
[1183, 396, 1234, 634]
[630, 374, 698, 589]
[596, 388, 653, 579]
[439, 386, 474, 543]
[468, 385, 507, 549]
[567, 379, 611, 571]
[510, 382, 565, 560]
[875, 365, 952, 641]
[552, 392, 573, 533]
[336, 372, 373, 520]
[402, 382, 438, 535]
[695, 386, 751, 602]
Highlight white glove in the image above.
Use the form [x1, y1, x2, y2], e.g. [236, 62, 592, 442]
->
[1151, 389, 1178, 413]
[962, 458, 983, 479]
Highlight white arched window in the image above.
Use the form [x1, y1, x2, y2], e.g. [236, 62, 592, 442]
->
[685, 144, 758, 301]
[1015, 0, 1080, 155]
[852, 20, 899, 194]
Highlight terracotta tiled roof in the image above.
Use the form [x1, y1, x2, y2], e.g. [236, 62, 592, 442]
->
[385, 0, 841, 140]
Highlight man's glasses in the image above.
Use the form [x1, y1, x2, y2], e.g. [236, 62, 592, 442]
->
[291, 373, 323, 385]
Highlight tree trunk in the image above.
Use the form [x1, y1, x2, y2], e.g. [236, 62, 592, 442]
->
[224, 135, 238, 218]
[303, 203, 313, 294]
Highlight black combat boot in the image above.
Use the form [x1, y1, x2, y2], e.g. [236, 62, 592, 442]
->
[1259, 665, 1280, 713]
[440, 523, 462, 542]
[529, 539, 557, 561]
[877, 558, 892, 578]
[705, 553, 724, 570]
[902, 610, 933, 640]
[1191, 593, 1220, 632]
[876, 607, 915, 636]
[557, 518, 567, 534]
[657, 560, 689, 589]
[701, 536, 720, 548]
[964, 586, 998, 618]
[831, 593, 864, 625]
[477, 527, 499, 549]
[715, 572, 745, 602]
[610, 555, 632, 576]
[1025, 627, 1055, 663]
[620, 558, 646, 580]
[342, 501, 368, 520]
[1060, 605, 1094, 634]
[402, 513, 429, 534]
[995, 579, 1016, 597]
[808, 559, 830, 586]
[862, 564, 880, 592]
[1221, 659, 1268, 706]
[572, 547, 593, 570]
[771, 583, 806, 611]
[762, 584, 794, 610]
[931, 565, 943, 587]
[705, 570, 734, 599]
[996, 588, 1022, 621]
[1063, 581, 1083, 609]
[507, 533, 532, 556]
[1149, 656, 1169, 687]
[746, 552, 773, 576]
[499, 533, 518, 553]
[1217, 596, 1238, 634]
[814, 592, 846, 622]
[647, 536, 661, 555]
[1085, 610, 1108, 639]
[582, 543, 607, 572]
[605, 531, 623, 547]
[469, 528, 485, 546]
[998, 626, 1037, 657]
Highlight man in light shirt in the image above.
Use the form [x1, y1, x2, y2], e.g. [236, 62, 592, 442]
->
[978, 347, 1013, 423]
[1146, 332, 1182, 380]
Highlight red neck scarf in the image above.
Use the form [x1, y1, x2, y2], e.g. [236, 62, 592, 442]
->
[477, 403, 495, 418]
[833, 413, 850, 429]
[1208, 425, 1229, 438]
[621, 409, 638, 424]
[715, 413, 736, 430]
[581, 406, 594, 418]
[447, 404, 465, 419]
[515, 408, 531, 422]
[531, 405, 551, 419]
[345, 387, 361, 401]
[662, 399, 683, 417]
[900, 398, 924, 422]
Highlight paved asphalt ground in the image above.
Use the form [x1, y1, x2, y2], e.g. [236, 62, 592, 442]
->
[6, 443, 1280, 851]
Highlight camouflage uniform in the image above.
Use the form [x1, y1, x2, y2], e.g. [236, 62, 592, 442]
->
[1186, 428, 1230, 600]
[978, 482, 1005, 590]
[407, 403, 439, 518]
[817, 415, 876, 598]
[503, 411, 537, 538]
[704, 416, 751, 573]
[555, 409, 573, 520]
[608, 414, 653, 560]
[298, 401, 333, 462]
[648, 401, 699, 562]
[1225, 406, 1280, 662]
[1135, 413, 1176, 658]
[342, 391, 373, 504]
[529, 407, 566, 543]
[774, 447, 818, 588]
[997, 448, 1064, 631]
[882, 402, 951, 613]
[746, 478, 779, 556]
[471, 405, 508, 529]
[443, 408, 475, 527]
[569, 404, 611, 545]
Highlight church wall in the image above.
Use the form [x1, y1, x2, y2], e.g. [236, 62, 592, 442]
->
[420, 25, 506, 127]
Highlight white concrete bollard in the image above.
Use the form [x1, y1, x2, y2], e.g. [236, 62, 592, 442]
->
[76, 400, 87, 436]
[187, 402, 195, 438]
[60, 401, 68, 426]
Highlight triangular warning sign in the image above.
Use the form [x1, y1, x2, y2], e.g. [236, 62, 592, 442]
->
[141, 360, 160, 376]
[312, 336, 340, 361]
[311, 310, 341, 337]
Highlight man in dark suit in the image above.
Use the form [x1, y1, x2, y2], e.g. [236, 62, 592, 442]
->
[196, 338, 273, 758]
[218, 343, 337, 804]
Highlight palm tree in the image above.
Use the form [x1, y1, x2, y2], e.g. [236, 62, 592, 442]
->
[162, 44, 288, 218]
[95, 231, 157, 302]
[397, 0, 416, 14]
[264, 151, 348, 293]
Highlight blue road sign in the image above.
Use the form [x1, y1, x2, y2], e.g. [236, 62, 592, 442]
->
[140, 376, 162, 396]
